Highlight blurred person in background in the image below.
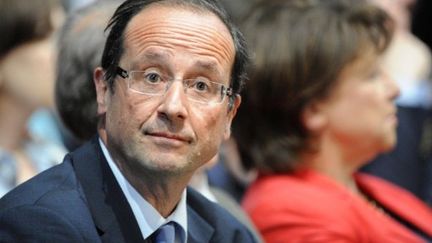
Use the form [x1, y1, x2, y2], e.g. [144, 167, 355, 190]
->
[207, 0, 262, 203]
[55, 0, 121, 150]
[0, 0, 66, 197]
[363, 0, 432, 203]
[218, 0, 259, 24]
[60, 0, 96, 13]
[412, 0, 432, 50]
[238, 0, 432, 241]
[412, 0, 432, 205]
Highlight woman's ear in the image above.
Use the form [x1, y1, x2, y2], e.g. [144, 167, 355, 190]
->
[302, 101, 327, 133]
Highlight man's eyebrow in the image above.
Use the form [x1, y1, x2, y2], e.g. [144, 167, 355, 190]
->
[129, 49, 171, 68]
[144, 50, 170, 61]
[193, 59, 221, 76]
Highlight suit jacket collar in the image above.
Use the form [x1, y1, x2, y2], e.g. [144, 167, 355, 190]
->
[71, 137, 144, 243]
[71, 137, 219, 243]
[187, 201, 214, 243]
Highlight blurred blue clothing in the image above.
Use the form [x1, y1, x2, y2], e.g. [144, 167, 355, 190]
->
[207, 153, 247, 203]
[0, 108, 67, 198]
[396, 79, 432, 108]
[0, 150, 16, 197]
[26, 109, 67, 171]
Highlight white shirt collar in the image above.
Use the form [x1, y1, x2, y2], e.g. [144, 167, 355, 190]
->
[99, 139, 188, 242]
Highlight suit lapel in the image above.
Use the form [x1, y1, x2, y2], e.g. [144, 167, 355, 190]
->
[71, 137, 144, 243]
[187, 203, 214, 243]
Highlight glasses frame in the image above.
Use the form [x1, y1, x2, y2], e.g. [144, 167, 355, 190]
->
[115, 66, 233, 104]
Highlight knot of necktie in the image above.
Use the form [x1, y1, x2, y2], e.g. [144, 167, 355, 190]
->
[153, 222, 176, 243]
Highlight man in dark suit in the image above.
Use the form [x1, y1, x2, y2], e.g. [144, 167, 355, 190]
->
[0, 0, 254, 242]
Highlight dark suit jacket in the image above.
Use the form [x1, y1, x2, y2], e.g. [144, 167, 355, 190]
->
[0, 138, 256, 243]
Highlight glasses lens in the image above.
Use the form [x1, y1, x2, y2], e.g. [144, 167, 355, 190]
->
[128, 71, 166, 96]
[184, 79, 225, 104]
[127, 71, 228, 104]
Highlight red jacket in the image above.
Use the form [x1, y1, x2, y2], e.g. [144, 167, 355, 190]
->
[242, 170, 432, 242]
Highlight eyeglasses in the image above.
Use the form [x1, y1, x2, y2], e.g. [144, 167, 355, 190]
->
[116, 67, 233, 105]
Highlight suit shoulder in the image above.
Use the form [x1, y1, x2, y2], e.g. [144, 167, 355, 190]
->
[187, 187, 241, 223]
[187, 187, 257, 242]
[0, 156, 79, 212]
[0, 204, 87, 242]
[0, 156, 100, 242]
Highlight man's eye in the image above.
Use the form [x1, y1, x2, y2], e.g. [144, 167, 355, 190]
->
[193, 81, 210, 92]
[144, 72, 162, 83]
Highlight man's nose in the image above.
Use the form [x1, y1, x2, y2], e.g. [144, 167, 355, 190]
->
[157, 81, 188, 121]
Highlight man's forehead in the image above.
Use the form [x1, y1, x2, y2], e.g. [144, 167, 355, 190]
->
[127, 48, 220, 69]
[123, 3, 234, 53]
[120, 3, 235, 74]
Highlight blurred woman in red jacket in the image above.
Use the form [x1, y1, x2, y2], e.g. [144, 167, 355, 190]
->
[236, 0, 432, 242]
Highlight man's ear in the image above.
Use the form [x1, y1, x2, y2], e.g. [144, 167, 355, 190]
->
[302, 101, 327, 133]
[94, 67, 109, 115]
[224, 95, 241, 140]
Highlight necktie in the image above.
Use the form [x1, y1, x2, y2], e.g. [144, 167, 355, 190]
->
[153, 222, 176, 243]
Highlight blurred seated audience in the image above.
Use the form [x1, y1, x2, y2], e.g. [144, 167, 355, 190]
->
[0, 0, 66, 197]
[188, 154, 262, 242]
[412, 0, 432, 50]
[362, 0, 432, 202]
[218, 0, 259, 24]
[208, 137, 258, 202]
[412, 0, 432, 205]
[60, 0, 96, 13]
[54, 0, 120, 149]
[237, 0, 432, 241]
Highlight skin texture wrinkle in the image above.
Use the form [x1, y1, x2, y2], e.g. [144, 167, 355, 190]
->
[94, 3, 239, 217]
[124, 7, 234, 73]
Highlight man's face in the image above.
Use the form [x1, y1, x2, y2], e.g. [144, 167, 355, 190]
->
[95, 4, 239, 176]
